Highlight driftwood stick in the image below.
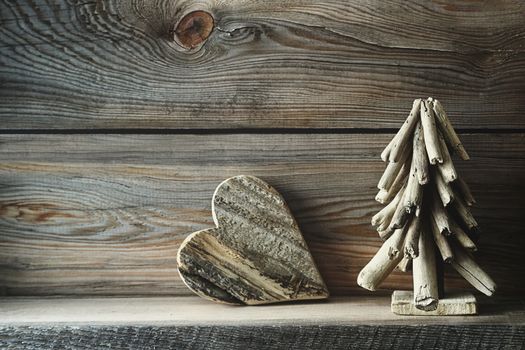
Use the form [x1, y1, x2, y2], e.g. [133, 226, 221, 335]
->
[378, 227, 395, 241]
[405, 153, 423, 216]
[376, 219, 391, 235]
[373, 188, 405, 239]
[455, 177, 476, 206]
[378, 185, 408, 240]
[389, 227, 406, 257]
[452, 194, 478, 231]
[381, 139, 394, 163]
[375, 189, 389, 205]
[450, 241, 496, 296]
[436, 132, 458, 183]
[386, 99, 421, 162]
[377, 147, 410, 190]
[420, 99, 443, 164]
[430, 214, 454, 263]
[435, 250, 445, 298]
[380, 99, 420, 162]
[450, 218, 477, 251]
[413, 225, 439, 311]
[396, 256, 412, 272]
[377, 222, 391, 237]
[372, 188, 402, 230]
[430, 188, 451, 235]
[435, 169, 455, 207]
[432, 98, 470, 160]
[404, 214, 421, 259]
[357, 228, 406, 291]
[377, 162, 400, 191]
[388, 186, 411, 233]
[412, 121, 429, 185]
[375, 158, 410, 204]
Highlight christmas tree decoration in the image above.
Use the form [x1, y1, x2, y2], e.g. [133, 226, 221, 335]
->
[358, 98, 496, 315]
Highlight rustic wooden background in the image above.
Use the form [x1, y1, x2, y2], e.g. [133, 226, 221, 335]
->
[0, 0, 524, 297]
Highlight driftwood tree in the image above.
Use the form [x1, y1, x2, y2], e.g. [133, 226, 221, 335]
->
[358, 98, 496, 315]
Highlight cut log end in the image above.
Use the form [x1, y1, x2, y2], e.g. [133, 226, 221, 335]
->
[357, 229, 405, 291]
[357, 275, 377, 292]
[418, 176, 429, 185]
[430, 157, 443, 165]
[415, 295, 439, 311]
[404, 244, 418, 259]
[443, 256, 453, 264]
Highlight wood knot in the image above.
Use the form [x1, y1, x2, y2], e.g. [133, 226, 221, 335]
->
[174, 10, 214, 49]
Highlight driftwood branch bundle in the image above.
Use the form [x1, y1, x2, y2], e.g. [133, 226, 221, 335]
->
[360, 98, 496, 311]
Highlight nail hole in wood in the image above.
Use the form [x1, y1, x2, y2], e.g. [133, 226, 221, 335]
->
[174, 10, 214, 49]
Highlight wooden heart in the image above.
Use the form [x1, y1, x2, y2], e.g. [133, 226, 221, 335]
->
[177, 175, 329, 305]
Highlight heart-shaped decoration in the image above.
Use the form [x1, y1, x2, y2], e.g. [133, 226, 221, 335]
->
[177, 175, 329, 305]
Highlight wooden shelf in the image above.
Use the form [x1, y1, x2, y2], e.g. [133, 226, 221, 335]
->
[1, 296, 524, 349]
[1, 295, 523, 326]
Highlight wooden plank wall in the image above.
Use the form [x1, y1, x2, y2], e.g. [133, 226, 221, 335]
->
[0, 0, 524, 297]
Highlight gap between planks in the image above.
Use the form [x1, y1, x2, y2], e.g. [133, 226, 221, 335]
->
[1, 128, 525, 135]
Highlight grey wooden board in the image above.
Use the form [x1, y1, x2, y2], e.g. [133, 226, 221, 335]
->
[0, 0, 524, 129]
[0, 133, 524, 296]
[1, 325, 524, 350]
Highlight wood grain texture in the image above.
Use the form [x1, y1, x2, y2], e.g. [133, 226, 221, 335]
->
[1, 296, 524, 326]
[2, 325, 525, 350]
[391, 291, 477, 316]
[0, 133, 523, 296]
[178, 175, 329, 305]
[1, 0, 525, 129]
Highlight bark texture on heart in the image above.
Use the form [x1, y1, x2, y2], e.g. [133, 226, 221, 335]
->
[177, 175, 329, 305]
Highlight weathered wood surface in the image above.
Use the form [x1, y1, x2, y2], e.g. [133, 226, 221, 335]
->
[363, 98, 496, 312]
[0, 296, 524, 349]
[391, 291, 477, 316]
[178, 175, 329, 305]
[2, 325, 525, 350]
[0, 133, 523, 296]
[1, 0, 525, 129]
[1, 296, 524, 326]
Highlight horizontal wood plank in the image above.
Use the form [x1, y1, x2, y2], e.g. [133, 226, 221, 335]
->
[1, 297, 524, 350]
[1, 0, 524, 129]
[1, 296, 524, 326]
[3, 325, 524, 350]
[0, 133, 524, 296]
